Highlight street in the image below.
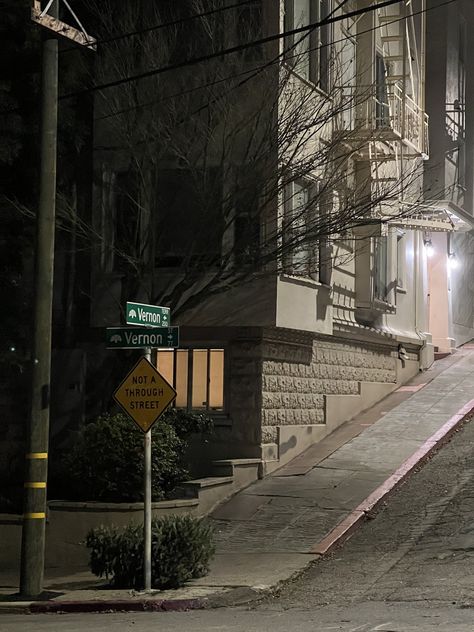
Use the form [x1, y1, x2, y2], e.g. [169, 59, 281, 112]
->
[3, 416, 474, 631]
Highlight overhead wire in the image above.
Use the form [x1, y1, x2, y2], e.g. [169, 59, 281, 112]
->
[58, 0, 409, 100]
[92, 0, 457, 124]
[60, 0, 259, 53]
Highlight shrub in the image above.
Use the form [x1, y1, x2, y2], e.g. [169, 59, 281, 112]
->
[86, 515, 215, 589]
[51, 410, 212, 503]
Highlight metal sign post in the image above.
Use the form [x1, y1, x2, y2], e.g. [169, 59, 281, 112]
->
[113, 354, 177, 592]
[143, 347, 152, 593]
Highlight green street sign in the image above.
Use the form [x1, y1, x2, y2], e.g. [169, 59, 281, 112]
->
[126, 302, 170, 327]
[106, 327, 179, 349]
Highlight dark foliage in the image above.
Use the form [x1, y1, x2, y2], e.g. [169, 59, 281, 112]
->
[86, 515, 215, 589]
[50, 410, 213, 502]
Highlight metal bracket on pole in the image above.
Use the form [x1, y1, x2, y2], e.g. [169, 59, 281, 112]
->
[31, 0, 97, 50]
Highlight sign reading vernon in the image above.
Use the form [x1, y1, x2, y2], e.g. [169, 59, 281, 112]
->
[113, 357, 177, 433]
[126, 302, 170, 327]
[106, 326, 179, 349]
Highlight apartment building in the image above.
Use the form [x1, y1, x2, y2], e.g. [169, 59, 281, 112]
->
[47, 0, 474, 473]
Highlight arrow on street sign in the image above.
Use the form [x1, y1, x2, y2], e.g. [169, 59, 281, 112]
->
[106, 326, 179, 349]
[126, 301, 170, 327]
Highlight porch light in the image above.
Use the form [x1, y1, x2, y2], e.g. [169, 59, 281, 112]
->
[423, 238, 434, 257]
[448, 252, 458, 269]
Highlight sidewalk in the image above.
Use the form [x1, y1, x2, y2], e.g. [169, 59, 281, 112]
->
[2, 347, 474, 613]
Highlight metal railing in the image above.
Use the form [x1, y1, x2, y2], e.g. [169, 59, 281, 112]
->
[338, 84, 429, 157]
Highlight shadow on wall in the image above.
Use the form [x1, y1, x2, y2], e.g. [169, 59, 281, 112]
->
[280, 434, 297, 457]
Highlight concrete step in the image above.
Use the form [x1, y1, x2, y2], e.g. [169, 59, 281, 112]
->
[434, 351, 451, 361]
[212, 458, 261, 485]
[173, 477, 235, 515]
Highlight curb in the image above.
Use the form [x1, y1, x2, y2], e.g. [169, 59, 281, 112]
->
[0, 597, 208, 615]
[310, 399, 474, 555]
[2, 399, 473, 615]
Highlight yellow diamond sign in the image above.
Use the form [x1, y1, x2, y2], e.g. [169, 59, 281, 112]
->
[113, 357, 177, 433]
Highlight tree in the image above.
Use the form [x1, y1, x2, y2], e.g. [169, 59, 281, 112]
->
[61, 0, 429, 322]
[1, 0, 435, 428]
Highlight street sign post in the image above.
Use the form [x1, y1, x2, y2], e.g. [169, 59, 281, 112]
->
[126, 302, 170, 327]
[113, 356, 177, 592]
[106, 326, 179, 349]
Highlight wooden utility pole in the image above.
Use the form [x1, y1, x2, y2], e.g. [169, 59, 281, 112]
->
[20, 0, 59, 598]
[20, 0, 95, 597]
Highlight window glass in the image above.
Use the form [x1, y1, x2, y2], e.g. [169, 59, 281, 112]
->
[396, 232, 406, 289]
[284, 180, 325, 279]
[156, 350, 174, 385]
[155, 168, 222, 267]
[175, 350, 188, 408]
[157, 348, 224, 412]
[340, 20, 356, 130]
[192, 350, 208, 409]
[209, 350, 224, 409]
[374, 236, 388, 301]
[319, 0, 331, 92]
[294, 0, 310, 79]
[375, 54, 390, 128]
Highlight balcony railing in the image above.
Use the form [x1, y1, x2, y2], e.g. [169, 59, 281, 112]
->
[337, 84, 429, 158]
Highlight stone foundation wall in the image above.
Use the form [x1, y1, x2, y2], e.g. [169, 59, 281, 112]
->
[261, 336, 399, 444]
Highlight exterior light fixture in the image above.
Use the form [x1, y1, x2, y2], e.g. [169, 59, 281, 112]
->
[423, 238, 434, 257]
[448, 252, 458, 269]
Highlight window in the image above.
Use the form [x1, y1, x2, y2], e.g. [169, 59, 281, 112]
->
[396, 231, 406, 289]
[283, 180, 328, 282]
[237, 0, 263, 60]
[156, 348, 225, 412]
[100, 169, 141, 273]
[284, 181, 311, 275]
[284, 0, 311, 79]
[113, 171, 140, 272]
[373, 235, 388, 301]
[340, 16, 356, 130]
[284, 0, 332, 87]
[318, 0, 331, 92]
[233, 165, 262, 266]
[155, 168, 223, 268]
[375, 53, 390, 128]
[158, 2, 224, 60]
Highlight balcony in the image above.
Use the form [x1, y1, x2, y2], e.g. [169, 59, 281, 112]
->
[335, 84, 429, 159]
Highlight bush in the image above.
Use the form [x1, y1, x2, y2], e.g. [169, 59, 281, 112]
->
[86, 515, 215, 589]
[51, 410, 212, 503]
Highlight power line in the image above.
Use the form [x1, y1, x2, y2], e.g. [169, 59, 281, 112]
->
[59, 0, 406, 101]
[93, 0, 456, 124]
[61, 0, 258, 53]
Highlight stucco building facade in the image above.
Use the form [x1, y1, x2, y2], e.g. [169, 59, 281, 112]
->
[40, 1, 474, 474]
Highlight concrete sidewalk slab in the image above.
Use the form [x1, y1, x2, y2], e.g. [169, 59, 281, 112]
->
[2, 349, 474, 614]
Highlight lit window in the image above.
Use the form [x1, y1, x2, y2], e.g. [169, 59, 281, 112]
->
[156, 349, 225, 412]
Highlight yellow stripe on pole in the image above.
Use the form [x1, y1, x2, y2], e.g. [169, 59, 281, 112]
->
[23, 513, 46, 519]
[24, 482, 47, 489]
[26, 452, 48, 459]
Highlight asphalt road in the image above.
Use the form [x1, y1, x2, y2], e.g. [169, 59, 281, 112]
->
[3, 417, 474, 631]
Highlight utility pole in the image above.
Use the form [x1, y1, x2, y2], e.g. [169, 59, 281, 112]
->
[20, 0, 59, 598]
[20, 0, 95, 597]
